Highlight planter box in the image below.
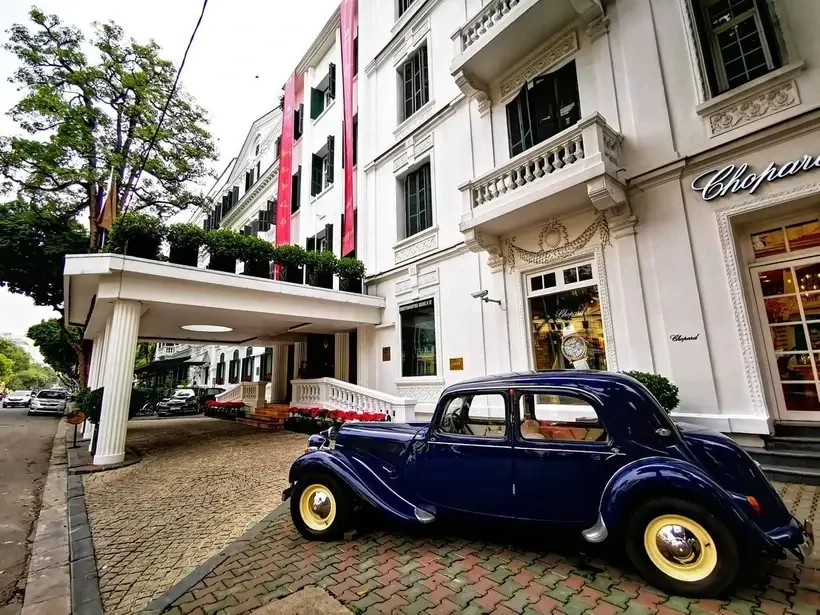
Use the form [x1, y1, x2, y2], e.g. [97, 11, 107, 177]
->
[339, 278, 362, 293]
[243, 259, 271, 279]
[280, 265, 304, 284]
[308, 271, 334, 289]
[208, 254, 237, 273]
[169, 245, 199, 267]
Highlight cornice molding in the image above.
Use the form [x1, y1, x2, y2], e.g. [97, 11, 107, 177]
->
[365, 0, 445, 76]
[219, 163, 279, 229]
[295, 7, 341, 74]
[498, 29, 579, 103]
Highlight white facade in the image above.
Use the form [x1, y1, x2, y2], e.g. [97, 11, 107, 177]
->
[350, 0, 820, 431]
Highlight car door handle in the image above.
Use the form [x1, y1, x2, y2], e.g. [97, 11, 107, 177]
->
[604, 447, 620, 461]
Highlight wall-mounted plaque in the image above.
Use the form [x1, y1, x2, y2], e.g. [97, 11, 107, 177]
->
[449, 357, 464, 370]
[382, 347, 391, 361]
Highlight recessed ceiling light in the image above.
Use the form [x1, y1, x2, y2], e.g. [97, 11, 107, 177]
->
[181, 324, 233, 333]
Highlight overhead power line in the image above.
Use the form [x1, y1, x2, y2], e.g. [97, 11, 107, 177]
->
[122, 0, 209, 213]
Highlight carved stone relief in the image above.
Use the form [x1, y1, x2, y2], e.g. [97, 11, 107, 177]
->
[499, 30, 579, 101]
[708, 80, 800, 137]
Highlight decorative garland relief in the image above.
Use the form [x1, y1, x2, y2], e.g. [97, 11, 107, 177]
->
[505, 213, 610, 272]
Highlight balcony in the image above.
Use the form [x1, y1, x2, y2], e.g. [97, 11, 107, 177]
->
[459, 113, 625, 243]
[451, 0, 605, 98]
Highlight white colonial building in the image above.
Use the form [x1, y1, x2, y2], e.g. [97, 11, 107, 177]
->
[65, 0, 820, 472]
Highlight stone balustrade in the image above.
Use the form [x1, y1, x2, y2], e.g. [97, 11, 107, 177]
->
[291, 378, 418, 423]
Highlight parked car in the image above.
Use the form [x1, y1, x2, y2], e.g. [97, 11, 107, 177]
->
[284, 371, 813, 597]
[157, 387, 224, 416]
[29, 389, 67, 416]
[2, 390, 34, 408]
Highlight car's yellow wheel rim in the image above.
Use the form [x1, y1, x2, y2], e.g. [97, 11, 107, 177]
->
[299, 484, 336, 532]
[644, 514, 718, 582]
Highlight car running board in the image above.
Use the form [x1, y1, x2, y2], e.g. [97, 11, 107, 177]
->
[414, 507, 435, 523]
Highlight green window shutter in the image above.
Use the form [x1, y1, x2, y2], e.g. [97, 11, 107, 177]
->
[326, 136, 335, 185]
[310, 87, 323, 120]
[328, 63, 336, 99]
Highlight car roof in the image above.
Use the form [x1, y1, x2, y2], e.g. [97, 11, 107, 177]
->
[442, 370, 640, 395]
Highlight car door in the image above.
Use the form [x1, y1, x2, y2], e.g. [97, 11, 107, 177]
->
[512, 388, 629, 525]
[411, 389, 514, 518]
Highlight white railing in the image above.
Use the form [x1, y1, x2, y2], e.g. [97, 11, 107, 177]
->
[214, 382, 267, 409]
[457, 0, 520, 52]
[460, 113, 622, 209]
[291, 378, 418, 423]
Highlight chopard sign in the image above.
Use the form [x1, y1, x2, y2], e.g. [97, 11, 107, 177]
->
[692, 154, 820, 201]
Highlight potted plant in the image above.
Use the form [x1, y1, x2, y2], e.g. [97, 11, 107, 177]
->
[337, 257, 365, 293]
[205, 229, 243, 273]
[305, 250, 338, 289]
[273, 244, 307, 284]
[167, 223, 207, 267]
[240, 235, 275, 279]
[107, 212, 166, 260]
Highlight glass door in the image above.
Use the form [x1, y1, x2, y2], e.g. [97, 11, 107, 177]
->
[751, 256, 820, 420]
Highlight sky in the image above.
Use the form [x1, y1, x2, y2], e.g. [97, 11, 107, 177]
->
[0, 0, 339, 345]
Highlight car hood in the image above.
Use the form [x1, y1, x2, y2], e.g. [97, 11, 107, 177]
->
[335, 422, 427, 471]
[677, 421, 791, 529]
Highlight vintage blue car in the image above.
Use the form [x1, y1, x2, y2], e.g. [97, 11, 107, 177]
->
[284, 371, 813, 596]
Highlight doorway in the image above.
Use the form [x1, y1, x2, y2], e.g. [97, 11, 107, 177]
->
[751, 255, 820, 420]
[306, 334, 335, 378]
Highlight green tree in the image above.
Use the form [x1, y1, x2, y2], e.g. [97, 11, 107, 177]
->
[27, 318, 81, 382]
[134, 342, 156, 369]
[9, 364, 55, 390]
[0, 354, 13, 388]
[1, 8, 217, 248]
[0, 337, 31, 373]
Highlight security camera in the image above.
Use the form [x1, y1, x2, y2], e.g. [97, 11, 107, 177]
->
[471, 290, 489, 299]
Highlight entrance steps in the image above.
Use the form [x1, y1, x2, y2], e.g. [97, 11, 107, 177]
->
[236, 404, 289, 432]
[744, 423, 820, 486]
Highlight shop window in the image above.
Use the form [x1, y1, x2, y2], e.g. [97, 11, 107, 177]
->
[400, 298, 436, 377]
[751, 216, 820, 259]
[757, 261, 820, 412]
[403, 162, 432, 239]
[506, 61, 580, 158]
[527, 261, 607, 371]
[401, 46, 429, 121]
[438, 393, 507, 438]
[690, 0, 784, 96]
[518, 392, 607, 442]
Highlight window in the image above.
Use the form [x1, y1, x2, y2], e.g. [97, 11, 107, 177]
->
[692, 0, 783, 95]
[229, 350, 240, 383]
[518, 392, 607, 442]
[216, 353, 226, 383]
[400, 298, 436, 377]
[751, 216, 820, 259]
[403, 163, 432, 238]
[401, 46, 429, 121]
[353, 115, 358, 166]
[528, 261, 608, 371]
[310, 64, 337, 120]
[242, 348, 253, 381]
[260, 348, 273, 381]
[438, 393, 507, 438]
[311, 136, 335, 196]
[398, 0, 416, 18]
[292, 166, 302, 213]
[294, 103, 304, 140]
[354, 36, 359, 76]
[506, 61, 580, 157]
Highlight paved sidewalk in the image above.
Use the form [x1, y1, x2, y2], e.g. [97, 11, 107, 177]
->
[81, 417, 305, 614]
[158, 481, 820, 615]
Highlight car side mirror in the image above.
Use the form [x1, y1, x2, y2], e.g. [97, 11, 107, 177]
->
[655, 427, 672, 437]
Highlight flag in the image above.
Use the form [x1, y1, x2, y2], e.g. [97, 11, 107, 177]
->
[97, 169, 118, 232]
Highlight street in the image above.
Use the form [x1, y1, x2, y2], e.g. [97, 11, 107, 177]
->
[0, 408, 59, 615]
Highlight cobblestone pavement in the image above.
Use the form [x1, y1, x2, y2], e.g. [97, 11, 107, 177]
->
[162, 481, 820, 615]
[81, 417, 306, 615]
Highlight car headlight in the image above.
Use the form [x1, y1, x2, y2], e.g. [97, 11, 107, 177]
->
[30, 400, 39, 408]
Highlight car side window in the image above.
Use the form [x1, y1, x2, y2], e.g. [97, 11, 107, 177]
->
[438, 393, 507, 438]
[518, 392, 607, 442]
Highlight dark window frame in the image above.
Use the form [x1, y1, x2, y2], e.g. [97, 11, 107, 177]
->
[403, 162, 433, 239]
[400, 298, 437, 378]
[398, 0, 416, 18]
[401, 46, 429, 121]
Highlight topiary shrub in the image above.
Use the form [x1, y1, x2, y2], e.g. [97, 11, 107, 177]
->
[273, 244, 307, 283]
[108, 212, 166, 260]
[305, 250, 338, 288]
[75, 387, 104, 423]
[167, 223, 207, 266]
[239, 236, 275, 278]
[205, 229, 243, 273]
[337, 257, 365, 293]
[622, 371, 680, 412]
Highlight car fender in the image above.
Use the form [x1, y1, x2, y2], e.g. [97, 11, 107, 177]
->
[288, 450, 425, 524]
[585, 457, 778, 551]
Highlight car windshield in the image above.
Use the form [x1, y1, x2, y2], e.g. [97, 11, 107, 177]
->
[11, 391, 32, 396]
[37, 390, 66, 399]
[173, 389, 195, 398]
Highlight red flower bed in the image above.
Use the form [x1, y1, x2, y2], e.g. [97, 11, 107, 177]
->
[206, 400, 246, 408]
[291, 407, 388, 423]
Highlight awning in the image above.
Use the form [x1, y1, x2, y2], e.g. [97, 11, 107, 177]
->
[134, 357, 209, 374]
[64, 254, 385, 343]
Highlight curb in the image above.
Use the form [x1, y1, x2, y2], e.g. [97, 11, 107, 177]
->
[143, 499, 292, 615]
[66, 467, 103, 615]
[20, 420, 70, 615]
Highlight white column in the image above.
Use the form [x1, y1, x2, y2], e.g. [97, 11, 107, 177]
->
[88, 318, 112, 452]
[93, 300, 141, 466]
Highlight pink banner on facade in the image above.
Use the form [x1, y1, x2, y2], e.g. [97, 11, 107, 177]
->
[340, 0, 357, 256]
[276, 73, 297, 248]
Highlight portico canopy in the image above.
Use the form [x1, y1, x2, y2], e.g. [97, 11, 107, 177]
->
[63, 254, 385, 467]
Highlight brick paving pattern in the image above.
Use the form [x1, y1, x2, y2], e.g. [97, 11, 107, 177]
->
[162, 481, 820, 615]
[81, 417, 306, 614]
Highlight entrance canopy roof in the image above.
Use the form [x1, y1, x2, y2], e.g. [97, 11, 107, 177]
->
[64, 254, 385, 344]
